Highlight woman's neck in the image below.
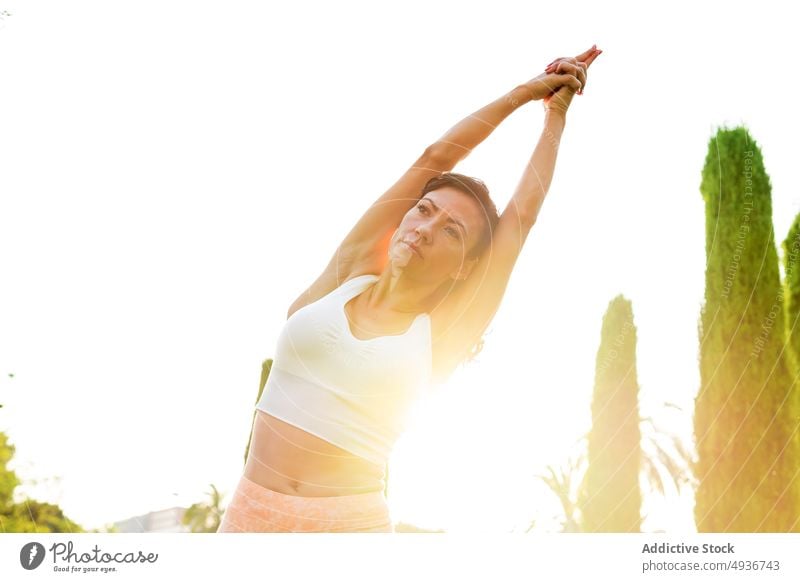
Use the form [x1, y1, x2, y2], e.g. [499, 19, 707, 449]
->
[365, 268, 446, 315]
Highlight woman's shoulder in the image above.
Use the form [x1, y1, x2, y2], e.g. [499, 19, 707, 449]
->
[287, 264, 378, 320]
[341, 271, 380, 284]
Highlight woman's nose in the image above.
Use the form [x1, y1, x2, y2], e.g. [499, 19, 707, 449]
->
[414, 222, 432, 242]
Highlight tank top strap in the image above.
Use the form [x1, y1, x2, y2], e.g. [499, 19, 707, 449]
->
[336, 273, 379, 301]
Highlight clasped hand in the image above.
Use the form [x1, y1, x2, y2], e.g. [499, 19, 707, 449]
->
[522, 44, 602, 115]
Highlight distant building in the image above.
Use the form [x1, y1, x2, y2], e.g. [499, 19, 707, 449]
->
[112, 509, 440, 533]
[113, 507, 190, 533]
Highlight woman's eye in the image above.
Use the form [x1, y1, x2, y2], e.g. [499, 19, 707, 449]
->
[417, 203, 457, 238]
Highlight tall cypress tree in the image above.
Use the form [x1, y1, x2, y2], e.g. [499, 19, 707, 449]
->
[580, 295, 642, 532]
[782, 216, 800, 379]
[694, 126, 799, 532]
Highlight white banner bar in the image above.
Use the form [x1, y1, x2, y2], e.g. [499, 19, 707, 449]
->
[2, 534, 799, 581]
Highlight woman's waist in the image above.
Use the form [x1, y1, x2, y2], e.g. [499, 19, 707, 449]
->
[243, 459, 385, 497]
[247, 411, 386, 497]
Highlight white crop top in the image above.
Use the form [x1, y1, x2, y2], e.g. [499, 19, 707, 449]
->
[255, 274, 433, 466]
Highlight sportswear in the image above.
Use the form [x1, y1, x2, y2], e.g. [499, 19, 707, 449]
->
[255, 274, 433, 466]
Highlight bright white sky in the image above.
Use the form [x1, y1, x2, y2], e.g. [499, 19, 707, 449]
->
[1, 0, 798, 533]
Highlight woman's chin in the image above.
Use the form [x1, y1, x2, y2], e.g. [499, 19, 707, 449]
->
[389, 244, 414, 268]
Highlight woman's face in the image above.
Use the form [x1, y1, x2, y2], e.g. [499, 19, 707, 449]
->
[389, 186, 486, 283]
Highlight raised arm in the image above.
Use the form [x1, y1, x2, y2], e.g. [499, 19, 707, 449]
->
[427, 79, 551, 166]
[287, 84, 542, 317]
[287, 53, 597, 318]
[331, 73, 576, 265]
[430, 107, 574, 374]
[432, 47, 602, 378]
[513, 49, 600, 221]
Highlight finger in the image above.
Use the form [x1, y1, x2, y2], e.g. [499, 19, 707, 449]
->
[554, 73, 582, 94]
[539, 72, 579, 100]
[547, 45, 600, 73]
[575, 61, 588, 94]
[545, 57, 566, 72]
[580, 51, 601, 93]
[584, 49, 602, 68]
[547, 57, 574, 74]
[548, 81, 578, 112]
[539, 72, 569, 95]
[567, 74, 582, 93]
[575, 44, 598, 63]
[548, 55, 579, 73]
[572, 61, 588, 87]
[550, 61, 587, 89]
[546, 61, 565, 77]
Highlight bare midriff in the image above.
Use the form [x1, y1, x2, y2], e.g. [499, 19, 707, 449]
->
[243, 410, 386, 497]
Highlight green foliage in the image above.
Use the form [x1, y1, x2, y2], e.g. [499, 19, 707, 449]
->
[537, 402, 693, 533]
[639, 412, 694, 497]
[0, 433, 21, 516]
[694, 126, 800, 532]
[181, 484, 224, 533]
[580, 295, 643, 532]
[2, 499, 84, 533]
[537, 449, 585, 532]
[782, 215, 800, 379]
[0, 432, 85, 533]
[243, 359, 273, 466]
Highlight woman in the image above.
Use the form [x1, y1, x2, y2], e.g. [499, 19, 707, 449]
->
[217, 44, 603, 533]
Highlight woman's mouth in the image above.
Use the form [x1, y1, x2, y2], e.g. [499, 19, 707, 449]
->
[403, 241, 423, 258]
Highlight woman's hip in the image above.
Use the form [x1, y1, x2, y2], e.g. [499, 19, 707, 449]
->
[216, 473, 393, 533]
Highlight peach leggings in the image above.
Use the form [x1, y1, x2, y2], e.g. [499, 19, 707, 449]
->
[216, 473, 394, 533]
